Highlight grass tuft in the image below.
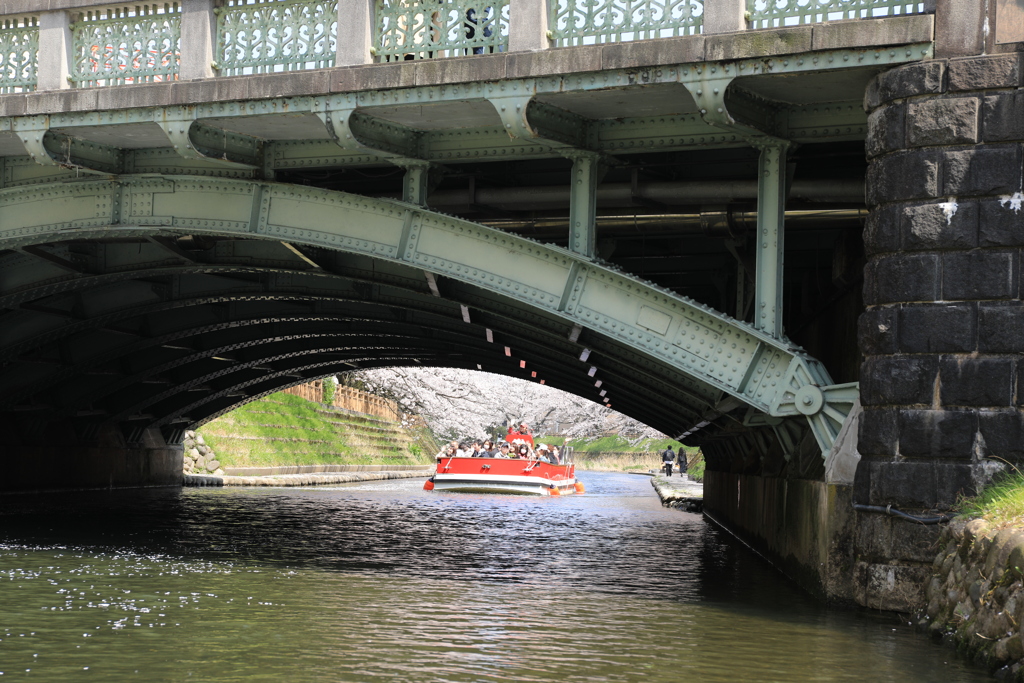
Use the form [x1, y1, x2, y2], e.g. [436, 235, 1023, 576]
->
[954, 471, 1024, 527]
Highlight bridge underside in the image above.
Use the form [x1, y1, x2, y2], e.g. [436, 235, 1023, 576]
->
[0, 20, 934, 491]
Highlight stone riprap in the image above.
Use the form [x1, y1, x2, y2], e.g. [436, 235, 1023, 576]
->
[651, 475, 704, 512]
[181, 430, 223, 476]
[183, 469, 432, 487]
[922, 518, 1024, 677]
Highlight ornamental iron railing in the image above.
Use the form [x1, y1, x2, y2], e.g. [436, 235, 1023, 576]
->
[376, 0, 509, 61]
[0, 17, 37, 93]
[217, 0, 337, 75]
[72, 4, 180, 87]
[747, 0, 929, 29]
[549, 0, 702, 47]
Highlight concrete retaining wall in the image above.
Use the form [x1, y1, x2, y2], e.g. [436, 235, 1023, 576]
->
[703, 471, 856, 602]
[0, 419, 182, 494]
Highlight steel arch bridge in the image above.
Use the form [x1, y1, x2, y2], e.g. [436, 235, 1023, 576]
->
[0, 174, 854, 456]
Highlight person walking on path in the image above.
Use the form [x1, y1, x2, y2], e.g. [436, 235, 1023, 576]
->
[661, 445, 675, 477]
[676, 448, 688, 481]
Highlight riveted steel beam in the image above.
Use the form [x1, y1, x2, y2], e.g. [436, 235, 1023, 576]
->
[155, 108, 262, 171]
[754, 142, 788, 338]
[0, 175, 857, 454]
[3, 117, 122, 175]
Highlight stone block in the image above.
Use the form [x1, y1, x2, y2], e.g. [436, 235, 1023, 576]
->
[861, 355, 939, 406]
[898, 408, 978, 459]
[411, 53, 509, 86]
[702, 0, 745, 34]
[506, 46, 602, 79]
[907, 97, 980, 147]
[866, 149, 940, 206]
[244, 71, 332, 99]
[866, 253, 939, 304]
[979, 410, 1024, 459]
[982, 91, 1024, 142]
[0, 95, 27, 117]
[868, 461, 936, 508]
[863, 204, 902, 255]
[934, 0, 985, 58]
[949, 54, 1022, 91]
[704, 26, 813, 62]
[902, 200, 978, 251]
[600, 36, 704, 70]
[934, 462, 981, 507]
[95, 83, 176, 111]
[332, 64, 404, 93]
[898, 303, 977, 353]
[1019, 362, 1024, 408]
[943, 145, 1023, 197]
[979, 303, 1024, 353]
[873, 61, 946, 107]
[811, 15, 933, 52]
[858, 306, 899, 356]
[857, 407, 898, 457]
[979, 198, 1024, 247]
[942, 250, 1017, 300]
[940, 357, 1016, 406]
[24, 88, 98, 117]
[866, 104, 906, 160]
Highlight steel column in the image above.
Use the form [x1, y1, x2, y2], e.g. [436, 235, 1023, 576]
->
[564, 151, 600, 258]
[398, 160, 431, 206]
[754, 143, 787, 339]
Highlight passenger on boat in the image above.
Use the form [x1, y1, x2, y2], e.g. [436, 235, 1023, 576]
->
[550, 445, 561, 464]
[457, 442, 473, 457]
[436, 442, 458, 460]
[497, 443, 511, 458]
[516, 444, 531, 459]
[481, 440, 496, 457]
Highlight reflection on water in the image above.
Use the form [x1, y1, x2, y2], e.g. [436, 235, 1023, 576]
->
[0, 473, 986, 681]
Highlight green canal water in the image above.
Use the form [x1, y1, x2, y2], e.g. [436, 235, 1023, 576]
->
[0, 472, 989, 681]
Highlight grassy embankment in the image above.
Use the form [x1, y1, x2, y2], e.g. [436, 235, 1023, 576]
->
[954, 471, 1024, 527]
[198, 392, 437, 469]
[539, 434, 705, 481]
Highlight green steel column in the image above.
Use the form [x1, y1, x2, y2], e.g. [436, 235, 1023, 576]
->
[754, 143, 787, 338]
[398, 161, 431, 207]
[565, 151, 600, 258]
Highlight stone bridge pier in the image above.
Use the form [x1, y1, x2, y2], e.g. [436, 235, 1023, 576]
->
[854, 53, 1024, 609]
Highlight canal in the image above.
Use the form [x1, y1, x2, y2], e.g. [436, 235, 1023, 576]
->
[0, 472, 987, 681]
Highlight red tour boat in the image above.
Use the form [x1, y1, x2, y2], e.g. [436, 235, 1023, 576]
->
[423, 429, 584, 495]
[424, 455, 582, 495]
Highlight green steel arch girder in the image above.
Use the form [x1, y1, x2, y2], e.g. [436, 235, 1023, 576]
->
[0, 251, 697, 432]
[0, 174, 856, 454]
[0, 259, 695, 438]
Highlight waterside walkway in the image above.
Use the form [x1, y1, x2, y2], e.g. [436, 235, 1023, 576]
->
[184, 468, 431, 487]
[651, 475, 704, 512]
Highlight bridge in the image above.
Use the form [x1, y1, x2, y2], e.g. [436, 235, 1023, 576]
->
[0, 0, 1020, 610]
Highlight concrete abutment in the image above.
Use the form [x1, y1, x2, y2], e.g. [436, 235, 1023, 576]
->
[0, 419, 182, 494]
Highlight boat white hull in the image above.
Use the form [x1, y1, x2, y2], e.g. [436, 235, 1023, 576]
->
[432, 476, 577, 496]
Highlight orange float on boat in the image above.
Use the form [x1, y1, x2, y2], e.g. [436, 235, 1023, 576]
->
[423, 479, 435, 491]
[574, 482, 585, 494]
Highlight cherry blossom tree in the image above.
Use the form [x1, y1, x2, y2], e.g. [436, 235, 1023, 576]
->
[342, 367, 667, 443]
